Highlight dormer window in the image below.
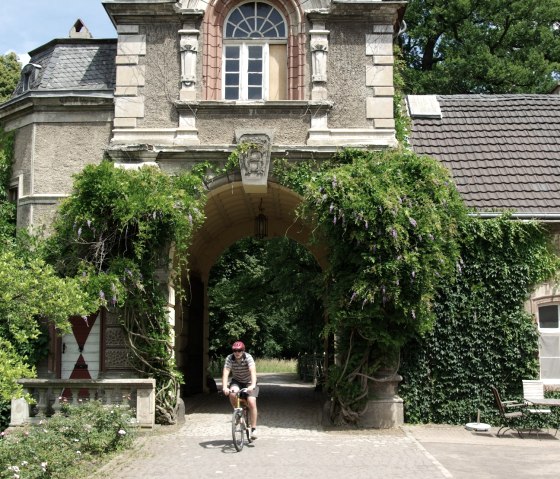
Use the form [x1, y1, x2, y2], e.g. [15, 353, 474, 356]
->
[222, 2, 287, 101]
[20, 63, 42, 93]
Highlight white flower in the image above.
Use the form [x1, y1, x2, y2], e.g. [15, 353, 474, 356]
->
[118, 429, 127, 436]
[76, 451, 81, 455]
[20, 461, 28, 466]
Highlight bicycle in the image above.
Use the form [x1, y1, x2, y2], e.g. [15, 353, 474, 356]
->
[231, 388, 252, 452]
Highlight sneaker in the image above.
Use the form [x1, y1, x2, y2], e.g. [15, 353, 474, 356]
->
[250, 428, 257, 440]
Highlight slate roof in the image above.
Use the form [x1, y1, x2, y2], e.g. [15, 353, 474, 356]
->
[11, 39, 117, 97]
[408, 95, 560, 215]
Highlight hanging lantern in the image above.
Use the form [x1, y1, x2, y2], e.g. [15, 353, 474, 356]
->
[254, 198, 268, 239]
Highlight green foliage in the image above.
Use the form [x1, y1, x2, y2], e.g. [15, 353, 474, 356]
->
[47, 161, 206, 424]
[393, 46, 411, 145]
[399, 216, 560, 424]
[0, 246, 95, 403]
[208, 237, 324, 359]
[401, 0, 560, 93]
[0, 53, 21, 104]
[0, 401, 135, 479]
[275, 148, 468, 423]
[0, 127, 15, 237]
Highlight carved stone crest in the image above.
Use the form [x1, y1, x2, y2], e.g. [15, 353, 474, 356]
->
[235, 131, 274, 194]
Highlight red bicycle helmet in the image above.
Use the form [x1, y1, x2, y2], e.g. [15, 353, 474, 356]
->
[232, 341, 245, 351]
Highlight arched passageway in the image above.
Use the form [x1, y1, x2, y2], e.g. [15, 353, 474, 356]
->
[176, 179, 328, 395]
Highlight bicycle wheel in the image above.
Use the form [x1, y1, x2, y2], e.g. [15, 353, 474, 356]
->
[244, 408, 252, 444]
[232, 410, 244, 452]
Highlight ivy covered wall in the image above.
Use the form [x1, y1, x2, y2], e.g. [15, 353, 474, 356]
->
[400, 217, 559, 424]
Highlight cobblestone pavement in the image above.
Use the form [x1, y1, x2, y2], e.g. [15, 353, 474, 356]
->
[91, 373, 560, 479]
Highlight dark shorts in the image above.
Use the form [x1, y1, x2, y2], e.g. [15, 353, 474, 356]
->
[229, 379, 259, 398]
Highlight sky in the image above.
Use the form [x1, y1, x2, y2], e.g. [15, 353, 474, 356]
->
[1, 0, 116, 65]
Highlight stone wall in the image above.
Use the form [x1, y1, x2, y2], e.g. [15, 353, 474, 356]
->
[138, 22, 181, 128]
[33, 123, 112, 195]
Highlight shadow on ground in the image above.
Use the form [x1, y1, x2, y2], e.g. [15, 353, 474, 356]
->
[183, 372, 327, 432]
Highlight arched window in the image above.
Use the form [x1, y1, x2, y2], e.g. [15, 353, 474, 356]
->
[223, 2, 287, 100]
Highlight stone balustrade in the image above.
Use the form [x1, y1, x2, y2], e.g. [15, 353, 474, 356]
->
[10, 378, 156, 428]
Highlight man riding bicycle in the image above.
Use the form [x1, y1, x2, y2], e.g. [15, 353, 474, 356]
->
[222, 341, 259, 440]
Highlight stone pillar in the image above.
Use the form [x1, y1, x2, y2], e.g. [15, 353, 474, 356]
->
[176, 22, 201, 144]
[310, 22, 329, 101]
[178, 22, 199, 101]
[9, 397, 30, 426]
[136, 380, 156, 428]
[358, 371, 404, 428]
[365, 24, 395, 130]
[113, 25, 146, 129]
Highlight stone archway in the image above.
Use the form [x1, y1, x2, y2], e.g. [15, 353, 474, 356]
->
[175, 178, 327, 395]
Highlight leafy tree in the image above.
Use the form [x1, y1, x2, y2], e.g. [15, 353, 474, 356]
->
[208, 237, 323, 359]
[401, 0, 560, 93]
[0, 53, 21, 103]
[0, 121, 95, 410]
[0, 248, 96, 401]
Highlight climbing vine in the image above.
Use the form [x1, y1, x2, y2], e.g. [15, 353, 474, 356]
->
[399, 216, 560, 425]
[47, 160, 206, 424]
[275, 148, 467, 423]
[275, 148, 559, 425]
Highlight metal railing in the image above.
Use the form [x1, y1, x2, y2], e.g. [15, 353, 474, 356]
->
[297, 353, 325, 386]
[10, 378, 156, 428]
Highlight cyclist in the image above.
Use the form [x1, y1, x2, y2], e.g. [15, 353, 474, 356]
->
[222, 340, 259, 439]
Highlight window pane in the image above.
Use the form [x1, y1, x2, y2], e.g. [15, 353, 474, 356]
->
[225, 2, 285, 39]
[239, 3, 254, 18]
[256, 2, 271, 19]
[248, 59, 262, 72]
[225, 73, 239, 86]
[539, 305, 559, 329]
[225, 87, 239, 100]
[225, 59, 239, 71]
[248, 73, 262, 86]
[229, 9, 243, 25]
[248, 45, 263, 57]
[225, 46, 240, 59]
[248, 87, 262, 99]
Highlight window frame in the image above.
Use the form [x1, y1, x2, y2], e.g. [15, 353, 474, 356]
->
[222, 2, 287, 101]
[537, 303, 560, 332]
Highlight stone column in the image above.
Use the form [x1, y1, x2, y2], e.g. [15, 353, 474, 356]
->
[365, 24, 395, 130]
[178, 23, 199, 101]
[358, 371, 404, 428]
[309, 22, 329, 101]
[113, 25, 146, 129]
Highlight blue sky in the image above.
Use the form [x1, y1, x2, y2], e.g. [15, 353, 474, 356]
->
[1, 0, 116, 64]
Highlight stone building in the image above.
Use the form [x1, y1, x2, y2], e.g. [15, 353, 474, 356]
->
[0, 0, 405, 420]
[1, 0, 559, 427]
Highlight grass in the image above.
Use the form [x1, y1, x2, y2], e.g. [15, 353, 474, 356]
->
[208, 357, 297, 377]
[255, 358, 297, 373]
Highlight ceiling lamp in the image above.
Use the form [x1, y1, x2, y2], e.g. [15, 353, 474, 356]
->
[254, 198, 268, 239]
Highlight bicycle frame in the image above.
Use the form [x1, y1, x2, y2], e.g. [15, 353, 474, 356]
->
[231, 388, 252, 452]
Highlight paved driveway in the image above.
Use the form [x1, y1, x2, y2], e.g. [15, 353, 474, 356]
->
[91, 373, 560, 479]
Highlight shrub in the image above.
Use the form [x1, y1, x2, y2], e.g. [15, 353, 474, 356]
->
[0, 400, 135, 478]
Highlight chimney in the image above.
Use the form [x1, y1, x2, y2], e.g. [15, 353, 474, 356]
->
[69, 19, 92, 39]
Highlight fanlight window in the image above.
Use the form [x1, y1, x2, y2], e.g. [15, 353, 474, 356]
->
[225, 2, 286, 39]
[223, 2, 287, 100]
